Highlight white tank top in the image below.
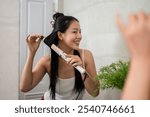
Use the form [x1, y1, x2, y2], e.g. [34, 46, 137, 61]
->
[44, 49, 85, 100]
[44, 77, 85, 100]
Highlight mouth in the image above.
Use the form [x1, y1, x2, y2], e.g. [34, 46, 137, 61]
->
[74, 41, 80, 46]
[75, 42, 80, 46]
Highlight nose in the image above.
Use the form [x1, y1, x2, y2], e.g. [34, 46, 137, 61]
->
[77, 32, 82, 40]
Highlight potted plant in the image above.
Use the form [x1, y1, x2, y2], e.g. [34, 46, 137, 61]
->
[96, 60, 129, 90]
[94, 60, 129, 99]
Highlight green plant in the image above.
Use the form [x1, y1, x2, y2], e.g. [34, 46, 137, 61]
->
[96, 60, 129, 90]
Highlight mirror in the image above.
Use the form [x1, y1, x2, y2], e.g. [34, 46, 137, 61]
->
[0, 0, 150, 100]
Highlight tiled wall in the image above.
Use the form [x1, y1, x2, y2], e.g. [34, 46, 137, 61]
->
[0, 0, 19, 99]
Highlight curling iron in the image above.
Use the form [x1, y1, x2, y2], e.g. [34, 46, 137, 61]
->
[51, 44, 86, 74]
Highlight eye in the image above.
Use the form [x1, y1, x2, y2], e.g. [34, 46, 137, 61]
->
[72, 30, 77, 33]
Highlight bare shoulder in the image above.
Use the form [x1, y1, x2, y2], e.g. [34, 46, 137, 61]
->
[78, 49, 93, 57]
[39, 55, 50, 63]
[39, 55, 51, 73]
[78, 49, 94, 64]
[84, 49, 93, 56]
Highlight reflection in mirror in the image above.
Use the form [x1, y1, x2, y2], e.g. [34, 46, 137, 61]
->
[19, 0, 150, 100]
[0, 0, 149, 100]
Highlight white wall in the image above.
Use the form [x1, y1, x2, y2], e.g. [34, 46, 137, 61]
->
[0, 0, 19, 99]
[60, 0, 150, 70]
[58, 0, 150, 99]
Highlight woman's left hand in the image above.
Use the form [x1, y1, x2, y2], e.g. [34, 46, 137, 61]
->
[66, 54, 83, 67]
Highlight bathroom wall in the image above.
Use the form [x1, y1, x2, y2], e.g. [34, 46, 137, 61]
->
[0, 0, 19, 99]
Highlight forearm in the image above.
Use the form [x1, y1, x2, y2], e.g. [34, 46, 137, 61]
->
[20, 51, 35, 92]
[121, 59, 150, 99]
[84, 75, 99, 97]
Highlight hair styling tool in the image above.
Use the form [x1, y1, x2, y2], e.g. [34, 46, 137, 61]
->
[51, 44, 86, 74]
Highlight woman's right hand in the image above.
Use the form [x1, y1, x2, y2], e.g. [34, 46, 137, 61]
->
[26, 34, 43, 54]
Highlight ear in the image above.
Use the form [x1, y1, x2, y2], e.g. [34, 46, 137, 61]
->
[57, 31, 63, 40]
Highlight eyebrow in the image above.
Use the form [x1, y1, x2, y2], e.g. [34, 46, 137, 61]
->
[72, 28, 81, 31]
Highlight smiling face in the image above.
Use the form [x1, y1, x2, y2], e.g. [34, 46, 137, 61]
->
[58, 20, 82, 50]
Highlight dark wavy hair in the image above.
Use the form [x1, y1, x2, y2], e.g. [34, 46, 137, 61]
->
[44, 12, 85, 99]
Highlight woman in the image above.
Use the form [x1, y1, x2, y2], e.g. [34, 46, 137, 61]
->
[20, 12, 99, 100]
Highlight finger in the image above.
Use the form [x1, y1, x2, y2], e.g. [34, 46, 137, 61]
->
[128, 14, 137, 25]
[116, 14, 127, 34]
[66, 57, 72, 63]
[27, 34, 39, 42]
[36, 37, 42, 42]
[69, 59, 77, 64]
[67, 55, 79, 60]
[66, 55, 75, 63]
[72, 62, 78, 67]
[66, 54, 74, 58]
[26, 34, 30, 42]
[137, 12, 148, 20]
[36, 35, 45, 42]
[137, 12, 148, 27]
[28, 35, 37, 42]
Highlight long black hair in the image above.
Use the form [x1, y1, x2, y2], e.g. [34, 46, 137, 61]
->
[44, 12, 85, 99]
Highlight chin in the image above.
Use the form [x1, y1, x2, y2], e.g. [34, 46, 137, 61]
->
[73, 45, 80, 50]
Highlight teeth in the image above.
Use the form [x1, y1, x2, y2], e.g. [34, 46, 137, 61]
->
[75, 42, 80, 44]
